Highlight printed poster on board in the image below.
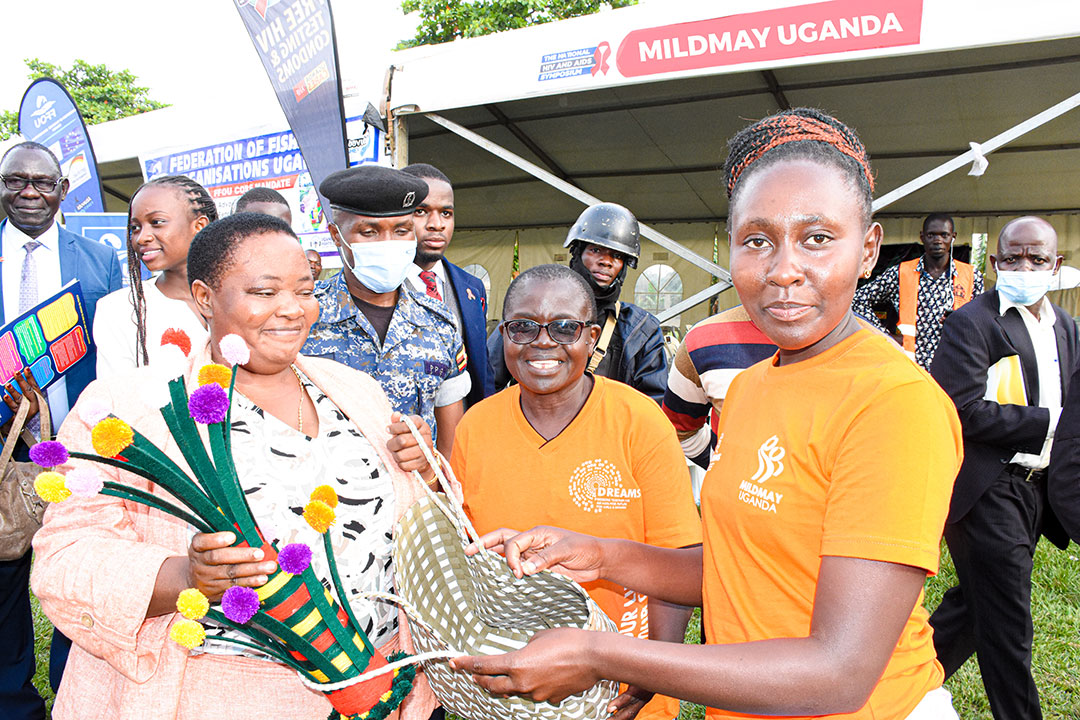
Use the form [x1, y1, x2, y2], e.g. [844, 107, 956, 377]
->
[0, 281, 90, 424]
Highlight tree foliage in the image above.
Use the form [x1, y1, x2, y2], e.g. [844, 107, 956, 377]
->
[0, 58, 167, 140]
[398, 0, 637, 49]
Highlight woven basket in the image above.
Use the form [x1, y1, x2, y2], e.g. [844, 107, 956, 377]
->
[392, 487, 620, 720]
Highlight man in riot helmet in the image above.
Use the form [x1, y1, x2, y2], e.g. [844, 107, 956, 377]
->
[488, 202, 668, 402]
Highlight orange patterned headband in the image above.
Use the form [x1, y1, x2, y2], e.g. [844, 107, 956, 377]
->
[726, 114, 875, 198]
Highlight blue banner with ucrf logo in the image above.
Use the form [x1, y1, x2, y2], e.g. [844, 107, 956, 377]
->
[233, 0, 347, 225]
[18, 77, 106, 215]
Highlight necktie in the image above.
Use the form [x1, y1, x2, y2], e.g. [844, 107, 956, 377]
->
[19, 240, 42, 314]
[419, 270, 442, 301]
[19, 240, 43, 436]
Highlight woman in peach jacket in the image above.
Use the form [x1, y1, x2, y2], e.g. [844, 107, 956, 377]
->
[32, 213, 449, 720]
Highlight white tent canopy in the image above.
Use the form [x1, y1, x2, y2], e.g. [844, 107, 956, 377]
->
[385, 0, 1080, 323]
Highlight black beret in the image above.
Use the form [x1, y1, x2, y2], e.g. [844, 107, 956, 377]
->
[319, 165, 429, 218]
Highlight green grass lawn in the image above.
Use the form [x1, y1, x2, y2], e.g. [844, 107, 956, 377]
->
[30, 540, 1080, 720]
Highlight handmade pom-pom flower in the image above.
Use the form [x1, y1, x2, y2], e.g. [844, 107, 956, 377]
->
[29, 440, 68, 468]
[188, 384, 229, 425]
[219, 334, 251, 366]
[157, 343, 189, 381]
[169, 619, 206, 649]
[160, 328, 192, 356]
[221, 585, 260, 624]
[145, 380, 173, 410]
[78, 398, 111, 426]
[34, 472, 71, 503]
[277, 543, 313, 575]
[303, 500, 336, 534]
[91, 418, 134, 458]
[197, 363, 232, 389]
[176, 588, 210, 620]
[310, 484, 339, 508]
[64, 467, 104, 498]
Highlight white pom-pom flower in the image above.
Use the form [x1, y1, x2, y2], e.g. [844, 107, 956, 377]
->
[64, 467, 105, 498]
[78, 398, 111, 426]
[156, 344, 188, 381]
[219, 334, 251, 367]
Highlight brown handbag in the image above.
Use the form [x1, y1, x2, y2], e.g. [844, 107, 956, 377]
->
[0, 390, 51, 561]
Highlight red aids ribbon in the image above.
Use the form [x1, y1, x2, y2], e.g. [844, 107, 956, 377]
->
[592, 42, 611, 76]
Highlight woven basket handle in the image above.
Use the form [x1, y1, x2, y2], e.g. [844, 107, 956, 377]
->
[400, 415, 484, 546]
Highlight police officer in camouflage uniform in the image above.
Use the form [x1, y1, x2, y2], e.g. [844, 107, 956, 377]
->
[303, 166, 470, 456]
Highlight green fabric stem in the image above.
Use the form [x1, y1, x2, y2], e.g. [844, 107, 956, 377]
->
[118, 440, 228, 528]
[207, 424, 260, 546]
[68, 451, 228, 532]
[322, 531, 366, 651]
[161, 380, 231, 513]
[99, 484, 213, 533]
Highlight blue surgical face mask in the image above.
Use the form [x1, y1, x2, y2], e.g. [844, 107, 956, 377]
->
[995, 269, 1055, 306]
[336, 232, 416, 294]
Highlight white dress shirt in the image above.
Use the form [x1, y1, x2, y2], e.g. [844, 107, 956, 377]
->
[405, 260, 463, 331]
[1, 219, 70, 427]
[1000, 293, 1061, 469]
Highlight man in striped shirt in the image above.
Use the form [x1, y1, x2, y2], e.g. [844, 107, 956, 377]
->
[662, 306, 776, 468]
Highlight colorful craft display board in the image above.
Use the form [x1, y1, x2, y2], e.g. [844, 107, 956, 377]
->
[0, 281, 89, 424]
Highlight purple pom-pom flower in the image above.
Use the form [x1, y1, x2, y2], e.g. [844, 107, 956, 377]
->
[29, 441, 69, 468]
[277, 543, 312, 575]
[188, 384, 229, 425]
[221, 585, 260, 624]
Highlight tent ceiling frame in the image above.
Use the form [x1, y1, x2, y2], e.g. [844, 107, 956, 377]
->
[447, 141, 1080, 192]
[409, 52, 1080, 141]
[422, 111, 733, 320]
[872, 90, 1080, 212]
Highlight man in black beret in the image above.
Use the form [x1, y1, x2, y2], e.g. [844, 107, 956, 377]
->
[302, 165, 470, 455]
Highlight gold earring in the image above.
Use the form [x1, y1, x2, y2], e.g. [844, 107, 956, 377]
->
[863, 269, 872, 279]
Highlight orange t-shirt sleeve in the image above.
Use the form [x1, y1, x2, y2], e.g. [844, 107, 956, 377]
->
[632, 414, 703, 550]
[821, 378, 962, 574]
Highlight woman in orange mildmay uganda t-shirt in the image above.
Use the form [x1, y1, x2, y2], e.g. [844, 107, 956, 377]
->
[451, 108, 964, 720]
[451, 262, 702, 720]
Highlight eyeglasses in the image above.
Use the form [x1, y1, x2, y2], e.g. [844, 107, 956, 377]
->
[503, 319, 592, 345]
[0, 175, 65, 193]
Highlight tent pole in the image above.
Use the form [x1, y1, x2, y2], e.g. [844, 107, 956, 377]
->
[657, 282, 731, 325]
[423, 113, 731, 282]
[872, 90, 1080, 212]
[392, 114, 409, 168]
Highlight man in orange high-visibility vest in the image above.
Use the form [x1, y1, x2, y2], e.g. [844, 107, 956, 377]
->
[852, 213, 984, 369]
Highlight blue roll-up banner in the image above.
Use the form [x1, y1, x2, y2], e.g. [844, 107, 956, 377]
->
[17, 77, 107, 215]
[234, 0, 348, 227]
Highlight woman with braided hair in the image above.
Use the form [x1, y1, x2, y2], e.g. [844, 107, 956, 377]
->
[93, 176, 218, 375]
[454, 108, 964, 720]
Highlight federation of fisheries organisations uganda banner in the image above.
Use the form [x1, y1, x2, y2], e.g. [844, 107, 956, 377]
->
[140, 119, 381, 260]
[18, 77, 107, 214]
[233, 0, 348, 219]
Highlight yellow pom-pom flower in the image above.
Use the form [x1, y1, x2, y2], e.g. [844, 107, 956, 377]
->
[303, 500, 336, 534]
[309, 484, 339, 508]
[34, 472, 71, 503]
[197, 363, 233, 389]
[91, 417, 134, 458]
[169, 619, 206, 649]
[176, 588, 209, 620]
